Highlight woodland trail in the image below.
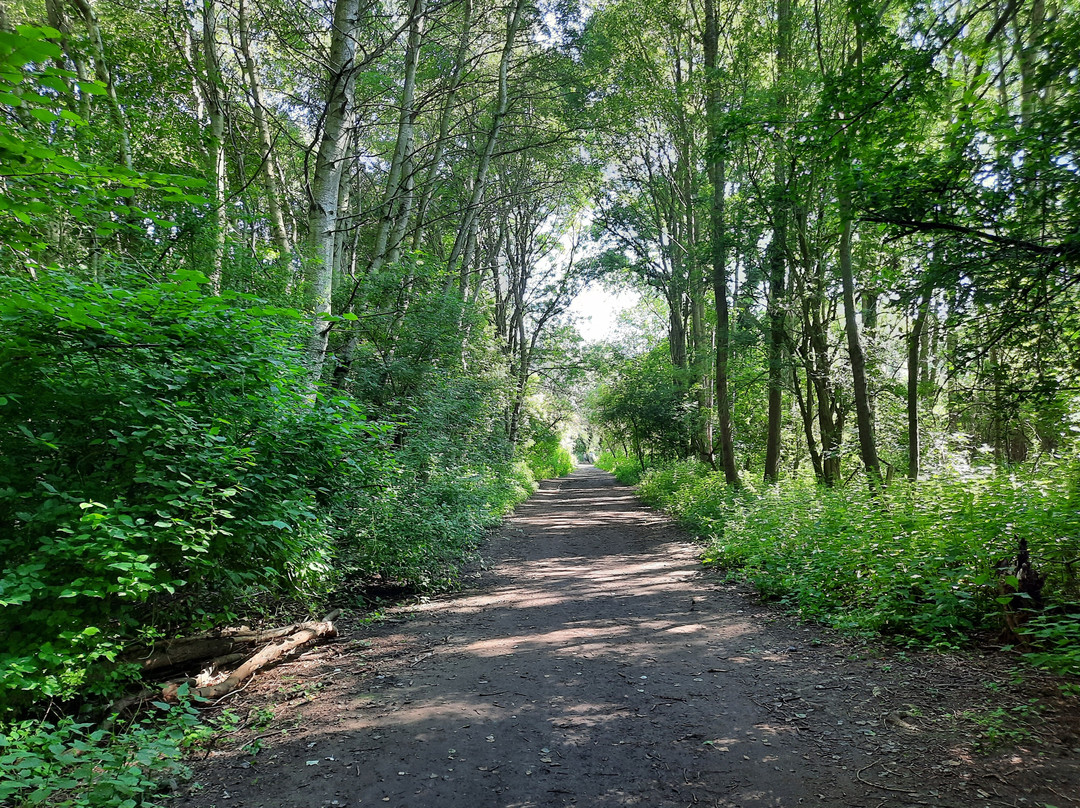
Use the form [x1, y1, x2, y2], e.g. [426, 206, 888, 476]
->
[182, 466, 1079, 808]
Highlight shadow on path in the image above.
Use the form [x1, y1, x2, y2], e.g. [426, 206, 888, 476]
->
[181, 466, 1080, 808]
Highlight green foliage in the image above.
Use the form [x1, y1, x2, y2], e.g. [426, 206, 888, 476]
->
[0, 270, 389, 710]
[524, 439, 574, 480]
[588, 345, 688, 467]
[1024, 614, 1080, 677]
[960, 700, 1042, 753]
[636, 458, 717, 510]
[0, 265, 545, 716]
[336, 370, 536, 594]
[595, 451, 647, 485]
[0, 25, 205, 263]
[637, 462, 1080, 672]
[0, 700, 200, 808]
[521, 418, 574, 480]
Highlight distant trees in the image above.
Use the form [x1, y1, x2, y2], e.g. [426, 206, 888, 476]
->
[584, 0, 1080, 487]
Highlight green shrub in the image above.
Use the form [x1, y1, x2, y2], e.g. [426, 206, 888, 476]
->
[335, 371, 536, 594]
[524, 439, 574, 480]
[637, 459, 714, 511]
[640, 462, 1080, 671]
[595, 451, 647, 484]
[0, 271, 389, 711]
[1024, 613, 1080, 676]
[0, 700, 200, 808]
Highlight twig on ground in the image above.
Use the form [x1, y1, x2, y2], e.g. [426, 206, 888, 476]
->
[855, 759, 919, 794]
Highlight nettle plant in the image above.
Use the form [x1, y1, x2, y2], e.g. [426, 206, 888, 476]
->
[639, 459, 1080, 673]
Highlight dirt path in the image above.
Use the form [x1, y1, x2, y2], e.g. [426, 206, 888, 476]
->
[182, 466, 1079, 808]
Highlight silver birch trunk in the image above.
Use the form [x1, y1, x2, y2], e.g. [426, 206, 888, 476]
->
[305, 0, 362, 370]
[199, 0, 227, 294]
[410, 0, 473, 252]
[71, 0, 133, 172]
[364, 0, 426, 280]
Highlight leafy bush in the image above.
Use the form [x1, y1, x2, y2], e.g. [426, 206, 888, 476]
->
[336, 370, 536, 594]
[638, 462, 1080, 672]
[587, 345, 689, 466]
[522, 432, 574, 480]
[595, 451, 647, 485]
[1025, 613, 1080, 676]
[0, 700, 200, 808]
[636, 459, 715, 510]
[0, 270, 390, 711]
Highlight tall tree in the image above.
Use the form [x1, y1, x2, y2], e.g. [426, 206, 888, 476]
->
[763, 0, 792, 483]
[703, 0, 740, 486]
[305, 0, 362, 369]
[236, 0, 292, 260]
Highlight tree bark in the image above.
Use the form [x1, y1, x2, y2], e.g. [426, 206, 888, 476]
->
[162, 613, 339, 703]
[70, 0, 133, 172]
[237, 0, 292, 260]
[703, 0, 739, 487]
[411, 0, 473, 252]
[908, 297, 930, 480]
[764, 0, 792, 483]
[837, 139, 881, 488]
[365, 0, 426, 279]
[305, 0, 362, 370]
[445, 0, 527, 283]
[46, 0, 90, 118]
[198, 0, 228, 293]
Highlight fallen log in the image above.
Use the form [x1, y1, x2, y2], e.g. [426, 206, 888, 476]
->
[134, 637, 239, 673]
[129, 611, 342, 673]
[163, 610, 340, 703]
[206, 652, 248, 671]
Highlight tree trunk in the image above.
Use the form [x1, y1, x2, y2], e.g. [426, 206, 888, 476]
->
[703, 0, 739, 487]
[411, 0, 473, 252]
[305, 0, 362, 371]
[163, 614, 339, 703]
[46, 0, 90, 118]
[237, 0, 292, 260]
[791, 357, 824, 479]
[764, 0, 792, 483]
[71, 0, 133, 172]
[908, 297, 930, 480]
[837, 140, 881, 488]
[445, 0, 527, 282]
[366, 0, 426, 280]
[199, 0, 228, 293]
[861, 282, 879, 425]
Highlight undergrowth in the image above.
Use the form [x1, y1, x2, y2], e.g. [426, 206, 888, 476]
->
[634, 458, 1080, 674]
[595, 451, 648, 485]
[0, 699, 201, 808]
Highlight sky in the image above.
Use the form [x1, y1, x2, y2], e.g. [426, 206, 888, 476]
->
[568, 282, 639, 343]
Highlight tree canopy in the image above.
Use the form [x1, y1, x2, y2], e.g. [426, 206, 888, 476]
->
[1, 0, 1079, 801]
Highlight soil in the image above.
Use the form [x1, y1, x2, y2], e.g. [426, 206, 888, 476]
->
[179, 466, 1080, 808]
